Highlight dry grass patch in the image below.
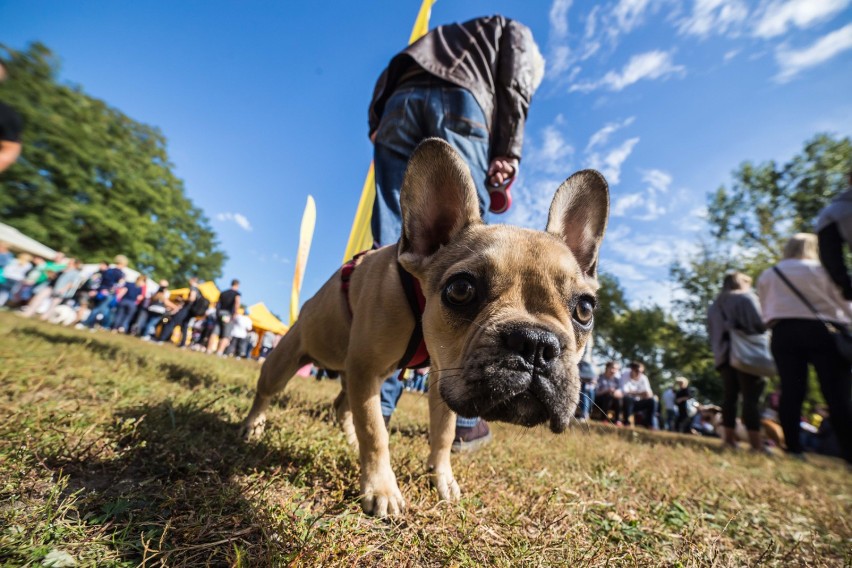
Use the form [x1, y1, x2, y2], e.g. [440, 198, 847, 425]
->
[0, 313, 849, 566]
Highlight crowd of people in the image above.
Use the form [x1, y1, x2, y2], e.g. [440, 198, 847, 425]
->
[0, 249, 281, 361]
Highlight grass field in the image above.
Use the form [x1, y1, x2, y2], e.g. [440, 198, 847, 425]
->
[0, 312, 850, 567]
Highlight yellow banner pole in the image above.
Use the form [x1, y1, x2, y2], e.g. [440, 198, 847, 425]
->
[342, 0, 436, 262]
[290, 195, 317, 325]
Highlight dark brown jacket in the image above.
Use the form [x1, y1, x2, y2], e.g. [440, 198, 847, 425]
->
[368, 15, 544, 162]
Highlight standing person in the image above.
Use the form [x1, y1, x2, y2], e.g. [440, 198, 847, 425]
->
[133, 279, 168, 336]
[0, 62, 23, 174]
[140, 282, 175, 340]
[816, 171, 852, 300]
[706, 271, 769, 451]
[157, 277, 200, 347]
[226, 307, 253, 358]
[618, 361, 657, 428]
[112, 275, 146, 333]
[673, 377, 695, 434]
[258, 331, 276, 363]
[593, 361, 622, 422]
[369, 15, 545, 449]
[661, 384, 678, 432]
[577, 342, 597, 421]
[0, 242, 13, 269]
[757, 234, 852, 464]
[211, 279, 241, 355]
[80, 256, 127, 329]
[0, 253, 32, 306]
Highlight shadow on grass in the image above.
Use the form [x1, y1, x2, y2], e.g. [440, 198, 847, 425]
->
[41, 398, 358, 565]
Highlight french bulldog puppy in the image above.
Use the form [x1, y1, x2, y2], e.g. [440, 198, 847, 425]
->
[241, 138, 609, 517]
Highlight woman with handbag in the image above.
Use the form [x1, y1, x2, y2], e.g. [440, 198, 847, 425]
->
[757, 233, 852, 464]
[707, 271, 770, 452]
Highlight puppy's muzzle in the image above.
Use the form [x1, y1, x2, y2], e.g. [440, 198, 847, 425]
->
[440, 323, 578, 434]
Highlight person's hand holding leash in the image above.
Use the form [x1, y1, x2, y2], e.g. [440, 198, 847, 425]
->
[487, 157, 518, 214]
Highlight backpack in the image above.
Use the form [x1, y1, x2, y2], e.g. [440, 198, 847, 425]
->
[189, 293, 210, 317]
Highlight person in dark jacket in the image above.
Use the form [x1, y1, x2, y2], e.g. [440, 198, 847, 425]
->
[369, 15, 545, 450]
[816, 171, 852, 300]
[707, 271, 769, 452]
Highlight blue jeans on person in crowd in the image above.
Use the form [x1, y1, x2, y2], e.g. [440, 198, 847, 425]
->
[112, 299, 138, 331]
[381, 371, 478, 428]
[579, 382, 596, 419]
[84, 295, 115, 328]
[141, 312, 163, 338]
[373, 79, 491, 429]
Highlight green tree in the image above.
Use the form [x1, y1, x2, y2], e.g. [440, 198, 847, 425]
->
[708, 133, 852, 260]
[0, 43, 225, 283]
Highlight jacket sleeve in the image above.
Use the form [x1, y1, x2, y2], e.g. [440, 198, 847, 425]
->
[818, 222, 852, 300]
[737, 293, 766, 335]
[492, 20, 543, 161]
[368, 68, 389, 138]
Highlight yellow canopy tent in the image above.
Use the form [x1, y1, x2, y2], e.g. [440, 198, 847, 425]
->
[170, 281, 221, 303]
[247, 302, 289, 335]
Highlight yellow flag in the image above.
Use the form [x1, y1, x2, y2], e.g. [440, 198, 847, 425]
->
[290, 195, 317, 325]
[342, 0, 437, 262]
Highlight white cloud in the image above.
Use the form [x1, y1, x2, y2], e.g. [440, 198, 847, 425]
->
[550, 0, 573, 38]
[678, 0, 749, 38]
[640, 168, 672, 193]
[754, 0, 851, 38]
[612, 192, 646, 216]
[525, 116, 575, 175]
[610, 168, 672, 220]
[586, 117, 636, 151]
[503, 177, 564, 230]
[547, 0, 574, 76]
[612, 0, 654, 34]
[724, 48, 741, 61]
[774, 22, 852, 82]
[587, 137, 640, 184]
[570, 50, 685, 92]
[216, 212, 253, 232]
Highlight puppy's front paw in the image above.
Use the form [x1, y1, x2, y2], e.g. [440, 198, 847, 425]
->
[239, 414, 266, 441]
[429, 466, 461, 503]
[361, 472, 406, 518]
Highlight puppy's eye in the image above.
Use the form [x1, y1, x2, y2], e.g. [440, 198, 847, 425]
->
[443, 276, 477, 307]
[573, 298, 595, 328]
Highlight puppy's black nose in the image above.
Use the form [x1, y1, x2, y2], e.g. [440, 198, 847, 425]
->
[504, 328, 561, 367]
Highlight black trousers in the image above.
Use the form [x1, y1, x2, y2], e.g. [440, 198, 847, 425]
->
[719, 363, 766, 431]
[158, 307, 191, 346]
[771, 319, 852, 463]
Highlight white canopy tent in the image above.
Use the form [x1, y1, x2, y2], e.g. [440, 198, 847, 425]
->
[0, 222, 57, 259]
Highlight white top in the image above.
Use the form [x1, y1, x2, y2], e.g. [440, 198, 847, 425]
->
[619, 371, 652, 396]
[2, 260, 32, 281]
[757, 258, 852, 325]
[230, 314, 254, 339]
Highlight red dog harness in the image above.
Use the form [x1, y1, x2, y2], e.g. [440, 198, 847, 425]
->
[340, 251, 430, 370]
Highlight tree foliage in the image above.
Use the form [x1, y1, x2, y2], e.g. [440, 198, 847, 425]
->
[0, 43, 225, 283]
[708, 133, 852, 261]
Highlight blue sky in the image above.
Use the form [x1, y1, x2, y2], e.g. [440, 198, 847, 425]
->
[3, 0, 852, 317]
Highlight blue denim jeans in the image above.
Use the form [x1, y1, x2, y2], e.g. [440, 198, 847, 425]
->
[371, 79, 491, 247]
[579, 383, 596, 419]
[374, 79, 490, 429]
[84, 295, 115, 328]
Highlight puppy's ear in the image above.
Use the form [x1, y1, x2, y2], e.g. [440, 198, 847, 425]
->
[546, 169, 609, 277]
[398, 138, 482, 270]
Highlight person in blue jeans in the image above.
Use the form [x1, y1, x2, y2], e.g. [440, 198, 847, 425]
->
[368, 15, 544, 452]
[81, 255, 128, 329]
